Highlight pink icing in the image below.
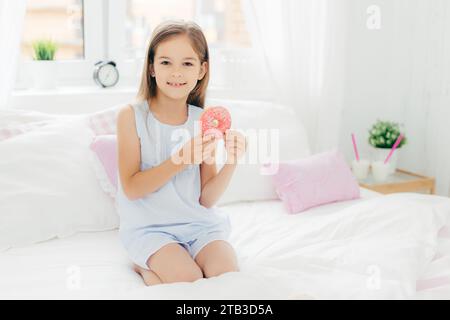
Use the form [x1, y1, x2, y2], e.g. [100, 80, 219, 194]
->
[200, 106, 231, 139]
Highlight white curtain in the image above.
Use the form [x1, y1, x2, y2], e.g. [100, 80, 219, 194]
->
[405, 0, 450, 196]
[0, 0, 27, 110]
[242, 0, 349, 152]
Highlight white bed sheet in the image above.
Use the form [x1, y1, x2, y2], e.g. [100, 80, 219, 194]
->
[0, 188, 449, 300]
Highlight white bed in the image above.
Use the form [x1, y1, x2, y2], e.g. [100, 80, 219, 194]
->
[1, 104, 449, 300]
[1, 188, 449, 300]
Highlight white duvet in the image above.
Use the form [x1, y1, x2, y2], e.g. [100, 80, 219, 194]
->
[1, 190, 449, 300]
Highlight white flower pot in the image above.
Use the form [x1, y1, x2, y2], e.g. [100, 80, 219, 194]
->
[32, 61, 58, 90]
[371, 147, 401, 174]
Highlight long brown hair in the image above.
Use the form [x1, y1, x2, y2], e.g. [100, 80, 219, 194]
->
[137, 20, 210, 108]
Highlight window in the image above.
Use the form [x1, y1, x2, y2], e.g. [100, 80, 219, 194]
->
[196, 0, 251, 48]
[125, 0, 196, 59]
[16, 0, 103, 88]
[125, 0, 251, 59]
[21, 0, 84, 60]
[16, 0, 253, 91]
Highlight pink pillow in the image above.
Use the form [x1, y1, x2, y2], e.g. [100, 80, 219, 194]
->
[265, 150, 360, 214]
[89, 135, 118, 198]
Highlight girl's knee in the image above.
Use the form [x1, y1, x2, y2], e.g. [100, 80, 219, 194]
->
[162, 265, 203, 284]
[204, 262, 239, 278]
[171, 268, 203, 283]
[184, 268, 204, 282]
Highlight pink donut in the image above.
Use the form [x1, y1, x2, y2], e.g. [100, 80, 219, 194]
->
[200, 106, 231, 139]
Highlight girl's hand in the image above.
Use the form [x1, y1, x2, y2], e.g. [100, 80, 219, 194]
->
[174, 134, 217, 165]
[224, 130, 247, 165]
[202, 134, 218, 165]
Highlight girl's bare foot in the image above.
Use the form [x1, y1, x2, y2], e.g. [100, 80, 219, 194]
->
[133, 264, 163, 286]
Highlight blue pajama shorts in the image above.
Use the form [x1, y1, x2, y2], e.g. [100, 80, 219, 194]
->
[121, 222, 232, 270]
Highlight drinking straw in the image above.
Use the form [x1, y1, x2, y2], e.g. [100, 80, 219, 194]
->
[384, 133, 404, 164]
[351, 133, 360, 162]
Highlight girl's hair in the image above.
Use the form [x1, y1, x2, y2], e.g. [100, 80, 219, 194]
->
[137, 20, 210, 108]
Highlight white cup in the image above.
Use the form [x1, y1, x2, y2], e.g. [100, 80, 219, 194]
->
[371, 161, 390, 182]
[351, 159, 370, 180]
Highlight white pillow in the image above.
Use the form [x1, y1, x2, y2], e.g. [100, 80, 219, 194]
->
[0, 117, 119, 251]
[0, 108, 72, 129]
[205, 99, 311, 205]
[0, 109, 70, 142]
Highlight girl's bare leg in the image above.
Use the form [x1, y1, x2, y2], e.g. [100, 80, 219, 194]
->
[134, 243, 204, 286]
[195, 240, 239, 278]
[133, 264, 163, 286]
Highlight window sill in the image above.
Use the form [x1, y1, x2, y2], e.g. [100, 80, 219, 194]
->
[11, 85, 138, 114]
[12, 85, 137, 97]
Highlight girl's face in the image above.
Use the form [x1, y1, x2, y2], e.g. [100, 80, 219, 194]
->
[151, 35, 207, 101]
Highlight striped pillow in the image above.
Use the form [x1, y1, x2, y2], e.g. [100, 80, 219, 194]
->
[87, 105, 123, 135]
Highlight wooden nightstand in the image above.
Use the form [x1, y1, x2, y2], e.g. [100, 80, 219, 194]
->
[359, 169, 436, 195]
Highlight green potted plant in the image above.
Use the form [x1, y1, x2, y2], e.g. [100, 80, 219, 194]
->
[31, 39, 58, 89]
[368, 120, 407, 174]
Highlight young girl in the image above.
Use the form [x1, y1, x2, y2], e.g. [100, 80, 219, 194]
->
[116, 20, 247, 286]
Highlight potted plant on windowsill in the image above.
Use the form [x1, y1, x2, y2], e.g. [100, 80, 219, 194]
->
[368, 120, 407, 174]
[32, 39, 58, 89]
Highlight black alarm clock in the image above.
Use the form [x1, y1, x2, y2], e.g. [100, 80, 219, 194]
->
[93, 61, 119, 88]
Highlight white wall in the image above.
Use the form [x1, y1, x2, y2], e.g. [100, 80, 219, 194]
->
[338, 0, 450, 189]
